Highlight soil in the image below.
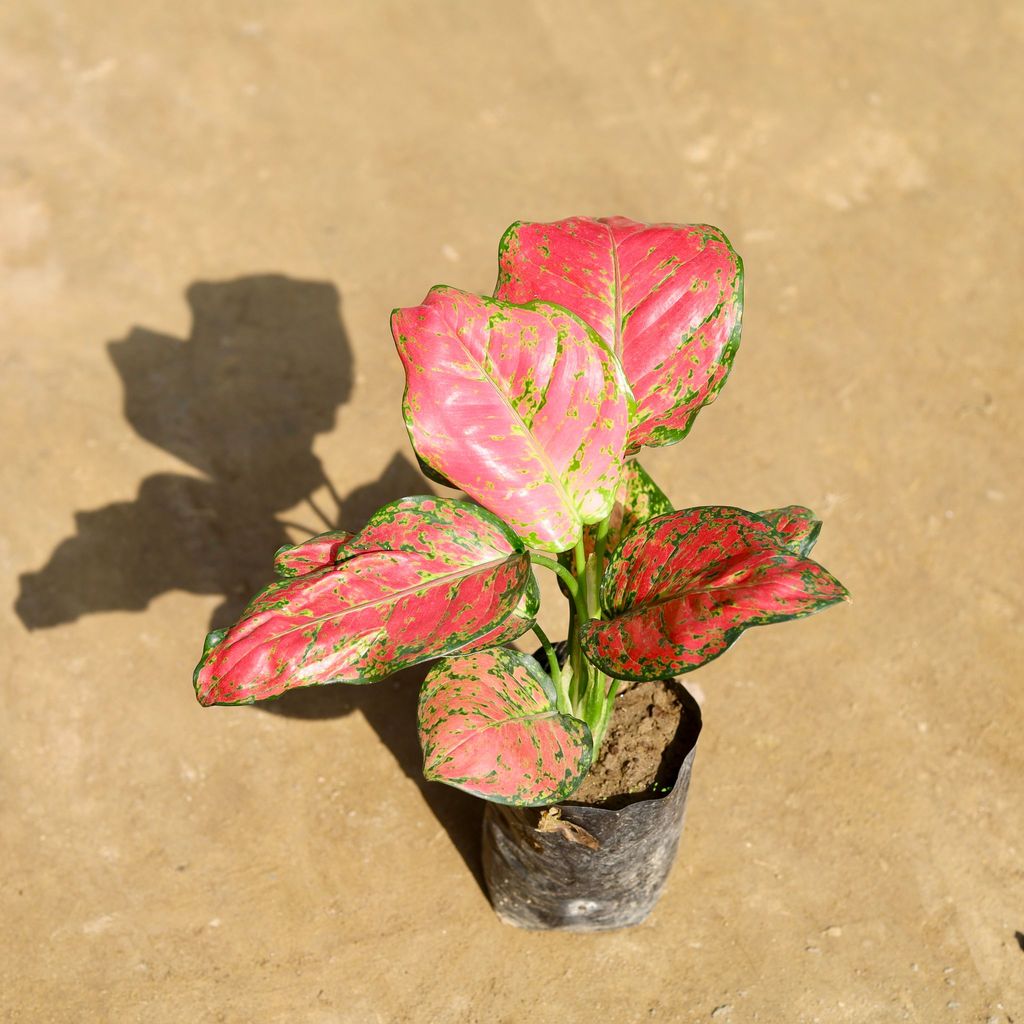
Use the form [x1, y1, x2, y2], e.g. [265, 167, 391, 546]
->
[570, 679, 696, 808]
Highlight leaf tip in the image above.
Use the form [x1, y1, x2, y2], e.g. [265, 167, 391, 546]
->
[192, 628, 230, 706]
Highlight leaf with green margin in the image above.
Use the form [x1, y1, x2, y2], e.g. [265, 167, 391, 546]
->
[495, 216, 743, 454]
[194, 497, 531, 705]
[418, 648, 592, 806]
[580, 506, 848, 681]
[756, 506, 822, 558]
[273, 530, 354, 578]
[392, 286, 630, 553]
[458, 569, 540, 653]
[276, 499, 544, 651]
[414, 450, 456, 490]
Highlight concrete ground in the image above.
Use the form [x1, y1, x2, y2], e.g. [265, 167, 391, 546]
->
[2, 2, 1022, 1022]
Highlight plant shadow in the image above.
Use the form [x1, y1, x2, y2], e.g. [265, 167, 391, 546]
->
[17, 274, 354, 631]
[14, 273, 484, 894]
[262, 666, 486, 896]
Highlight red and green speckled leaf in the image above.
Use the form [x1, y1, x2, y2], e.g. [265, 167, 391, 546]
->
[494, 216, 743, 453]
[392, 286, 630, 553]
[756, 505, 822, 558]
[194, 497, 531, 705]
[418, 648, 592, 806]
[273, 530, 354, 578]
[580, 506, 847, 681]
[459, 570, 540, 653]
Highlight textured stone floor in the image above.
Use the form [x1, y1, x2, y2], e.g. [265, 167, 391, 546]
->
[3, 3, 1022, 1021]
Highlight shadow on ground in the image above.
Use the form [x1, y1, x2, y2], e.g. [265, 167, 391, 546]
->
[14, 273, 484, 892]
[264, 666, 486, 894]
[18, 274, 354, 631]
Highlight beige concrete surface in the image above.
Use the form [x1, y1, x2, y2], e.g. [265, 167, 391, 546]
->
[3, 2, 1022, 1021]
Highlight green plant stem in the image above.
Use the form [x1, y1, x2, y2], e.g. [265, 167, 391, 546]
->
[580, 514, 617, 748]
[569, 638, 587, 720]
[573, 538, 587, 577]
[584, 553, 600, 621]
[592, 677, 620, 749]
[537, 512, 622, 750]
[566, 602, 581, 708]
[570, 539, 591, 720]
[593, 515, 611, 586]
[530, 554, 588, 626]
[532, 622, 569, 713]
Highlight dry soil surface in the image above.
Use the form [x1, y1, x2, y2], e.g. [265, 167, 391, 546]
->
[3, 3, 1022, 1022]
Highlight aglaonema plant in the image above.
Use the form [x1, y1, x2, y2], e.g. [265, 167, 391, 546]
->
[194, 216, 848, 806]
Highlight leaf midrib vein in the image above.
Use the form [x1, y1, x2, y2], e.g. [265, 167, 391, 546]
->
[246, 553, 520, 645]
[456, 309, 579, 525]
[613, 574, 832, 616]
[434, 709, 564, 760]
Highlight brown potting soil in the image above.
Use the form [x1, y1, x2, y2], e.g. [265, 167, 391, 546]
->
[570, 679, 694, 808]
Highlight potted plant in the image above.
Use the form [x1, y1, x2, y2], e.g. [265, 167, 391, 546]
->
[193, 216, 847, 931]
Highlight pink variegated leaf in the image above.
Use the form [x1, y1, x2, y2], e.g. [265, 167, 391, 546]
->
[273, 530, 354, 578]
[392, 286, 630, 553]
[418, 648, 592, 806]
[580, 506, 847, 681]
[458, 569, 540, 653]
[194, 497, 530, 705]
[495, 217, 743, 453]
[757, 505, 822, 558]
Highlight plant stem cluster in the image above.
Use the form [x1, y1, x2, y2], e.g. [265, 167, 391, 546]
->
[530, 504, 619, 755]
